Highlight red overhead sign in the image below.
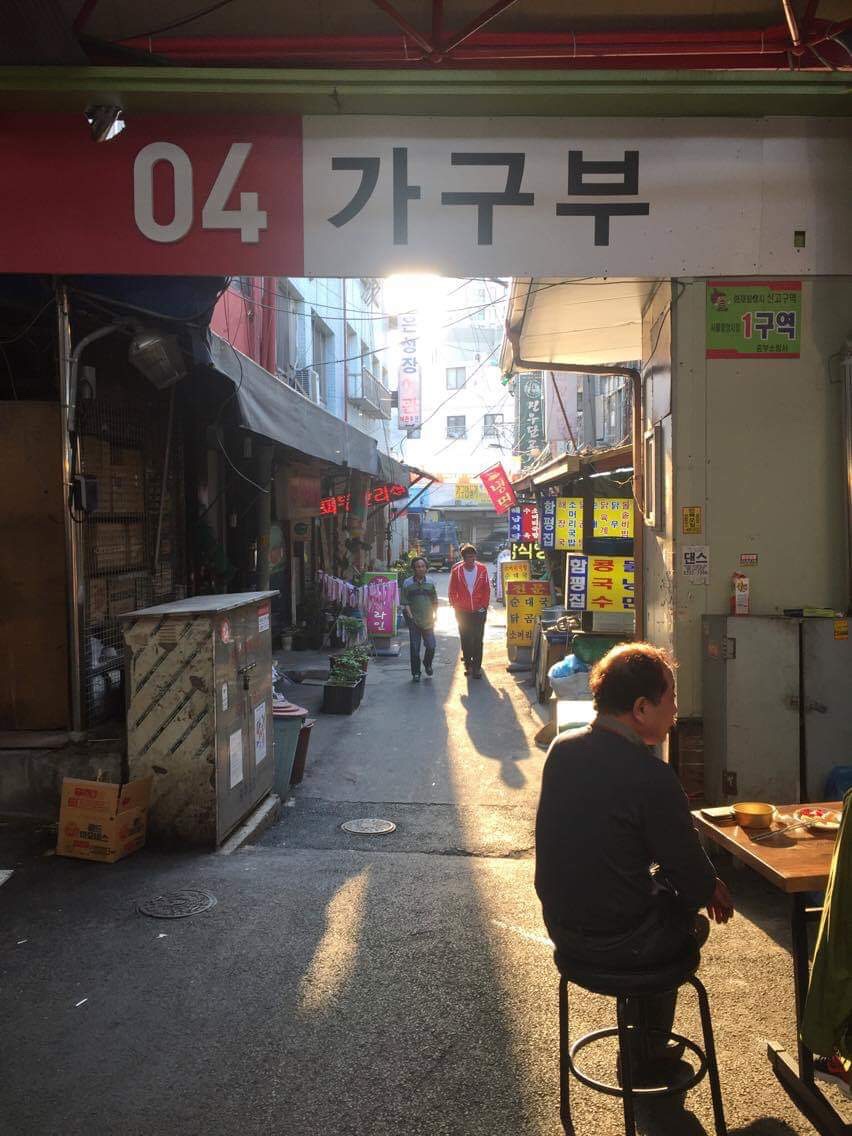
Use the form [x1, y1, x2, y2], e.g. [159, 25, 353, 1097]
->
[479, 463, 517, 514]
[0, 114, 303, 275]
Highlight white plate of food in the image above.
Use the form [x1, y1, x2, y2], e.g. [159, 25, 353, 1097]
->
[794, 807, 841, 833]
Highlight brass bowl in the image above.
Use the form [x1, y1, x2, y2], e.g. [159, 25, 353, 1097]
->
[733, 801, 774, 830]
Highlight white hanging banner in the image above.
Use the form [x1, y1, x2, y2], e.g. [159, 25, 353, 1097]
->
[303, 116, 852, 278]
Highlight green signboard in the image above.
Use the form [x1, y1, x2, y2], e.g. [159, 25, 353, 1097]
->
[706, 280, 801, 360]
[515, 370, 544, 469]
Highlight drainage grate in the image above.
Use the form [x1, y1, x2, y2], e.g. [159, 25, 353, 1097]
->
[340, 818, 397, 835]
[137, 889, 218, 919]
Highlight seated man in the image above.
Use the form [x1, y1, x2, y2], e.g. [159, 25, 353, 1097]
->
[535, 642, 733, 1083]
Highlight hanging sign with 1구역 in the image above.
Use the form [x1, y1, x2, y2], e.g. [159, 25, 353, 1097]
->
[593, 498, 634, 539]
[506, 580, 551, 647]
[706, 280, 802, 359]
[567, 554, 635, 611]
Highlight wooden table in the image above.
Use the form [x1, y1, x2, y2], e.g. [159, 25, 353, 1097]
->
[694, 803, 849, 1136]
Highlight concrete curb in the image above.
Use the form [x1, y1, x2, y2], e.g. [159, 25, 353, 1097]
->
[217, 793, 282, 855]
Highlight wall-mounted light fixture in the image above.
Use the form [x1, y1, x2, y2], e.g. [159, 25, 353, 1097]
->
[128, 332, 186, 390]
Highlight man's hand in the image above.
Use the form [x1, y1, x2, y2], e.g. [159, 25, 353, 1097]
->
[707, 878, 734, 924]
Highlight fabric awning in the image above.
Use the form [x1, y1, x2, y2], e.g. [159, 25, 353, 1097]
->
[501, 277, 659, 371]
[210, 334, 379, 477]
[376, 450, 409, 487]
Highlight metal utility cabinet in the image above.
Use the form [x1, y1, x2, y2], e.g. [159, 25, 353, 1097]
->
[122, 592, 277, 846]
[702, 614, 852, 805]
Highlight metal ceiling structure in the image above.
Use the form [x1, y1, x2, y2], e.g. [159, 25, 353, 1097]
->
[3, 0, 851, 71]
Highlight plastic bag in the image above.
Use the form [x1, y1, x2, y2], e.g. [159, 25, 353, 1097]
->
[550, 672, 591, 700]
[548, 653, 589, 680]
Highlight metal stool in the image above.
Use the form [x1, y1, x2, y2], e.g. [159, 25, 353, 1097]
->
[555, 944, 726, 1136]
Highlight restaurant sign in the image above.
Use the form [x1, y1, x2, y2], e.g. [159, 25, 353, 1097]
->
[516, 372, 545, 469]
[319, 483, 407, 514]
[593, 498, 634, 539]
[542, 497, 584, 552]
[508, 504, 541, 542]
[510, 541, 546, 561]
[479, 463, 517, 513]
[506, 580, 551, 647]
[566, 554, 635, 612]
[397, 309, 421, 427]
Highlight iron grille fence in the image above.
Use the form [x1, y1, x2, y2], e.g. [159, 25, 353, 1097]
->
[78, 393, 184, 727]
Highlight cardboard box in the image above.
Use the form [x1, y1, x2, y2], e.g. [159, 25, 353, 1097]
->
[81, 437, 113, 513]
[57, 776, 152, 863]
[92, 525, 128, 572]
[126, 522, 146, 567]
[88, 576, 108, 624]
[107, 574, 138, 618]
[111, 471, 145, 514]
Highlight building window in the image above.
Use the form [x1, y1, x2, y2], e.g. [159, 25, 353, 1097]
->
[311, 316, 332, 405]
[483, 413, 504, 438]
[446, 366, 466, 390]
[276, 282, 306, 381]
[446, 415, 466, 439]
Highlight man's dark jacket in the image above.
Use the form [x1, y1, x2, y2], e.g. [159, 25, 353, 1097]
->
[535, 721, 716, 950]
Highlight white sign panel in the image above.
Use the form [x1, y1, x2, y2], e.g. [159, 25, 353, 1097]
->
[254, 702, 268, 765]
[229, 729, 244, 788]
[681, 545, 710, 584]
[303, 117, 852, 277]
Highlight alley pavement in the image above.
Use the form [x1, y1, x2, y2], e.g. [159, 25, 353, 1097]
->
[1, 579, 844, 1135]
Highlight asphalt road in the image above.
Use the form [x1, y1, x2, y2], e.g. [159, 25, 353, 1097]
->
[0, 579, 839, 1135]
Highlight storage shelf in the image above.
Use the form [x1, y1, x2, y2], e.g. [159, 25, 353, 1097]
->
[88, 658, 124, 678]
[88, 566, 147, 578]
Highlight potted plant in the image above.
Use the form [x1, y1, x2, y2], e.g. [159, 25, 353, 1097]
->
[336, 614, 365, 649]
[321, 655, 364, 714]
[347, 644, 371, 673]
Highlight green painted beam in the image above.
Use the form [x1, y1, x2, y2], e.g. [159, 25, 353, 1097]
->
[0, 66, 849, 116]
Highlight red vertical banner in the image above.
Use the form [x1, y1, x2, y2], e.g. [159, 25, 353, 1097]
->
[520, 504, 541, 541]
[479, 464, 517, 514]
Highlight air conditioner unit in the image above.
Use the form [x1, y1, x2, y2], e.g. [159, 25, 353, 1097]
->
[294, 367, 321, 402]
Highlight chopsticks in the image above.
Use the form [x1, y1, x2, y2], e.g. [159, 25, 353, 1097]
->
[752, 820, 809, 842]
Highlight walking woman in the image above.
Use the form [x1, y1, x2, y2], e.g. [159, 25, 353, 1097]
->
[400, 556, 439, 682]
[448, 543, 491, 679]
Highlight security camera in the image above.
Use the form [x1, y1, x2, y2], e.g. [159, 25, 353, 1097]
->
[85, 106, 125, 143]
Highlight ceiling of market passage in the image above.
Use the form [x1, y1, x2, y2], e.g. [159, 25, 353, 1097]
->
[12, 0, 852, 68]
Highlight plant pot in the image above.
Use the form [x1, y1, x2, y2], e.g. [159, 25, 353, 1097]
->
[321, 682, 360, 715]
[353, 673, 366, 708]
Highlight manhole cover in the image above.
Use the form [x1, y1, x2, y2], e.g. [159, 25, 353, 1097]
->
[137, 889, 218, 919]
[340, 818, 397, 835]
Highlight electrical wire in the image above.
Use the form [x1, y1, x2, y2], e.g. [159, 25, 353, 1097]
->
[0, 297, 56, 345]
[111, 0, 240, 41]
[67, 280, 230, 328]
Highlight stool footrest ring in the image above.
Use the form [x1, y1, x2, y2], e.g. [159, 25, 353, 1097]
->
[568, 1027, 708, 1099]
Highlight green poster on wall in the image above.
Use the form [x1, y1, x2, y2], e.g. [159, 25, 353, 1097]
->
[706, 280, 801, 359]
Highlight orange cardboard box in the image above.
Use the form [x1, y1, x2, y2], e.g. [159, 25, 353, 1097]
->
[56, 776, 152, 863]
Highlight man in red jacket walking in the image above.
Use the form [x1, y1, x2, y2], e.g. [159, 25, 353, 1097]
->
[448, 543, 491, 678]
